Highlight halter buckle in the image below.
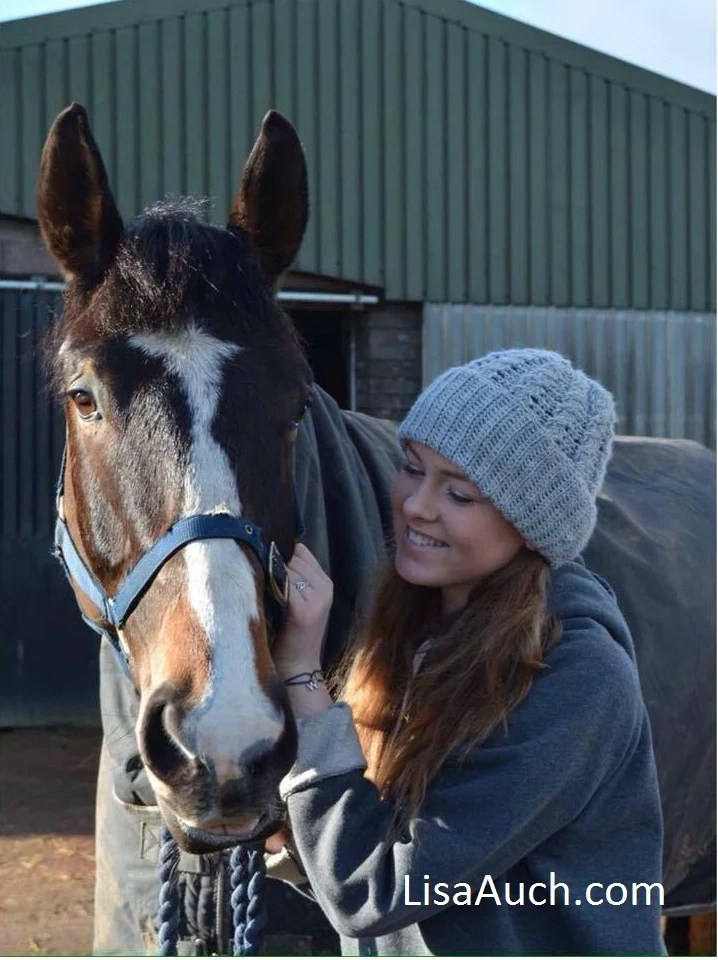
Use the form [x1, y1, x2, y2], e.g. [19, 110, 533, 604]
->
[267, 542, 289, 606]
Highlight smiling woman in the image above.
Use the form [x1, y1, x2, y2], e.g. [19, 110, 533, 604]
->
[267, 349, 667, 957]
[392, 441, 526, 612]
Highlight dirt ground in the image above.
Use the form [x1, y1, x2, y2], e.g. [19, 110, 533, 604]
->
[0, 727, 102, 957]
[1, 728, 714, 957]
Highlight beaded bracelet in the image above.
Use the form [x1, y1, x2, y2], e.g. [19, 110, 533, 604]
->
[284, 669, 325, 691]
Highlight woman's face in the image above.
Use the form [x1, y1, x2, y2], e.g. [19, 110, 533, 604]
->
[391, 441, 525, 614]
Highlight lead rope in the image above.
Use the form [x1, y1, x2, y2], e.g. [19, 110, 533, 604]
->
[158, 827, 181, 956]
[157, 828, 267, 956]
[230, 844, 267, 956]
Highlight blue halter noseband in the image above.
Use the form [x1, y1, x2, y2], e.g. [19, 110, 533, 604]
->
[53, 445, 301, 675]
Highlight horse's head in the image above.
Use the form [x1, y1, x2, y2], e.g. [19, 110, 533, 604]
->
[38, 103, 313, 852]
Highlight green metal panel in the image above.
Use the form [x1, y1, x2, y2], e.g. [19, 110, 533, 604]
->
[295, 0, 318, 273]
[138, 21, 161, 212]
[528, 51, 548, 306]
[487, 36, 507, 304]
[319, 0, 340, 278]
[467, 31, 487, 305]
[21, 45, 43, 216]
[44, 38, 68, 138]
[508, 45, 527, 305]
[688, 113, 708, 312]
[0, 48, 19, 212]
[91, 32, 116, 190]
[252, 2, 273, 129]
[548, 60, 569, 306]
[116, 26, 138, 214]
[185, 14, 207, 205]
[206, 10, 229, 217]
[609, 83, 629, 308]
[228, 6, 250, 202]
[404, 5, 424, 300]
[273, 0, 295, 119]
[68, 36, 90, 109]
[648, 99, 669, 310]
[1, 0, 715, 310]
[589, 75, 609, 308]
[569, 67, 589, 307]
[425, 16, 446, 301]
[629, 91, 649, 309]
[360, 0, 381, 286]
[338, 0, 360, 283]
[668, 106, 689, 311]
[383, 0, 403, 298]
[447, 22, 466, 303]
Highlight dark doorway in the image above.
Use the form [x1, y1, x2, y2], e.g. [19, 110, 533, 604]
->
[290, 309, 350, 409]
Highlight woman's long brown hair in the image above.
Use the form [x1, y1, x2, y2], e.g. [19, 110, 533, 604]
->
[332, 547, 561, 822]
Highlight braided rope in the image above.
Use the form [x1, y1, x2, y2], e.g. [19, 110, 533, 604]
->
[242, 847, 267, 956]
[229, 845, 249, 955]
[157, 829, 266, 956]
[230, 844, 267, 956]
[157, 826, 181, 956]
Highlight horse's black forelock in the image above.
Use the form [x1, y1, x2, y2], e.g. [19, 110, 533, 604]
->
[46, 196, 309, 398]
[107, 198, 279, 337]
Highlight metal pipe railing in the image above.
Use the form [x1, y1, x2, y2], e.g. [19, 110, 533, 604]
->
[0, 278, 379, 306]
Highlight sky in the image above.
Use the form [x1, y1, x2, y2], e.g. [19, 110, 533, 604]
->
[0, 0, 715, 94]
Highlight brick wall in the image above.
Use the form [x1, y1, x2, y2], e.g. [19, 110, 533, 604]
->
[354, 304, 422, 422]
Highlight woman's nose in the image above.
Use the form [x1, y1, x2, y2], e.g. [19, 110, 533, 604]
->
[403, 482, 438, 522]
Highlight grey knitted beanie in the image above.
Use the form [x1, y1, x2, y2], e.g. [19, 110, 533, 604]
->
[397, 349, 616, 567]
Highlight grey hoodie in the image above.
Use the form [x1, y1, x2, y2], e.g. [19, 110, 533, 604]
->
[275, 560, 666, 956]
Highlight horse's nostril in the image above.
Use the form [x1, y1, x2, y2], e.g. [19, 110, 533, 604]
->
[246, 756, 266, 779]
[142, 696, 189, 781]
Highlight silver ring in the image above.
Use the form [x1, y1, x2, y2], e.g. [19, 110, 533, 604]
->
[294, 580, 309, 592]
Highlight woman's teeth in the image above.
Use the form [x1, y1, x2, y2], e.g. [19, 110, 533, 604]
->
[406, 527, 448, 547]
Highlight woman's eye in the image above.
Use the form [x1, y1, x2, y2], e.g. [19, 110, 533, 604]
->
[402, 463, 423, 476]
[69, 389, 99, 419]
[449, 488, 474, 505]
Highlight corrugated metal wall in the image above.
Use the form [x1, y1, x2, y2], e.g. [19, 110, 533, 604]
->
[1, 0, 715, 308]
[1, 289, 100, 725]
[424, 303, 717, 449]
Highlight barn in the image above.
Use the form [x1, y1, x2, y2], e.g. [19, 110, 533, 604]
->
[1, 0, 715, 725]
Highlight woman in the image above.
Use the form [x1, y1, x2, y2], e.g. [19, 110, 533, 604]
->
[269, 349, 665, 956]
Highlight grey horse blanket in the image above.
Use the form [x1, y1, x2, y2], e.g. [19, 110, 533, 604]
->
[93, 388, 715, 954]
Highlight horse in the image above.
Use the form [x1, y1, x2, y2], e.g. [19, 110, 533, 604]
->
[37, 103, 715, 955]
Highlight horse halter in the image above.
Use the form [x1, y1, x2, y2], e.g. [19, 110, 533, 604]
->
[53, 445, 303, 676]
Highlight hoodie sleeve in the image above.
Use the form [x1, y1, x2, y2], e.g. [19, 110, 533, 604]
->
[280, 564, 645, 940]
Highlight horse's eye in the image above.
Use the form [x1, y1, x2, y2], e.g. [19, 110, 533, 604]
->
[288, 402, 309, 439]
[69, 389, 99, 419]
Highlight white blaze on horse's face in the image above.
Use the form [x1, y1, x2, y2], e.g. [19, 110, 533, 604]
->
[129, 325, 284, 785]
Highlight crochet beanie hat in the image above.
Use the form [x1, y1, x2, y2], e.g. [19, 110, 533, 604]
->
[397, 349, 616, 567]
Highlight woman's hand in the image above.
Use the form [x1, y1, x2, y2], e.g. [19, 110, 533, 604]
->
[265, 825, 291, 854]
[273, 543, 333, 679]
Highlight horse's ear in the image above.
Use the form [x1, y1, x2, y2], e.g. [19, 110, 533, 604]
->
[228, 110, 308, 286]
[37, 102, 123, 283]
